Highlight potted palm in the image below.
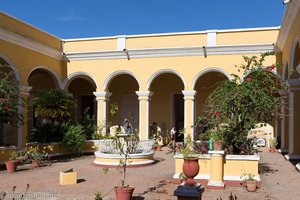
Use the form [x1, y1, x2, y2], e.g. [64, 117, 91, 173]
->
[26, 146, 44, 167]
[114, 134, 135, 200]
[269, 138, 278, 153]
[241, 173, 257, 192]
[181, 136, 200, 186]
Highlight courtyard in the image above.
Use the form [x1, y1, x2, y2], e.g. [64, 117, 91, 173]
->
[1, 147, 299, 200]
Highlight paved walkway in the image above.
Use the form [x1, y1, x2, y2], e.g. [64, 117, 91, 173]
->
[0, 147, 299, 200]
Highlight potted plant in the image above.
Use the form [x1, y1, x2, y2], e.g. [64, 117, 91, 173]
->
[241, 173, 257, 192]
[209, 129, 223, 151]
[114, 134, 135, 200]
[5, 149, 27, 173]
[26, 146, 44, 167]
[269, 138, 277, 153]
[181, 135, 200, 186]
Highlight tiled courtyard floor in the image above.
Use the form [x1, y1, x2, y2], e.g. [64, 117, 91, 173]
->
[1, 147, 300, 200]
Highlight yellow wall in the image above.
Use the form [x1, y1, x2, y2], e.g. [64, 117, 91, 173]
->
[0, 12, 61, 51]
[64, 39, 117, 53]
[217, 30, 278, 45]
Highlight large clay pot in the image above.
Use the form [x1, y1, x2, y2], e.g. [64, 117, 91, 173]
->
[182, 158, 199, 186]
[5, 160, 19, 173]
[246, 180, 257, 192]
[114, 186, 135, 200]
[269, 147, 276, 153]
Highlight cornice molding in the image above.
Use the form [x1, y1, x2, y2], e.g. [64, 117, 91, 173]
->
[277, 0, 300, 50]
[65, 43, 274, 61]
[0, 27, 63, 60]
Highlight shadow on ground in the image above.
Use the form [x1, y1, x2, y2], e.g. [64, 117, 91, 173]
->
[259, 162, 278, 175]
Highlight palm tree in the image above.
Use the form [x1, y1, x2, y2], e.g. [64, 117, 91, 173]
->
[31, 89, 76, 123]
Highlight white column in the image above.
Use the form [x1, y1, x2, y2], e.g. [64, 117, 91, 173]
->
[135, 91, 153, 140]
[182, 90, 197, 140]
[19, 85, 32, 147]
[93, 91, 112, 134]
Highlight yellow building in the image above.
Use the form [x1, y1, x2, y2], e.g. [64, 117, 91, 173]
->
[0, 9, 291, 160]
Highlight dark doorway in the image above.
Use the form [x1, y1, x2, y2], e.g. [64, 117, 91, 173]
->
[174, 94, 184, 142]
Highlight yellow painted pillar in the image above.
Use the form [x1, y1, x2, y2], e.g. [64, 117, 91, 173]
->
[280, 93, 289, 153]
[135, 91, 153, 140]
[93, 91, 112, 135]
[19, 85, 32, 148]
[208, 150, 225, 189]
[182, 90, 197, 140]
[286, 79, 300, 159]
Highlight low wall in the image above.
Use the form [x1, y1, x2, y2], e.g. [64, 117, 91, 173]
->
[174, 153, 260, 184]
[0, 140, 99, 163]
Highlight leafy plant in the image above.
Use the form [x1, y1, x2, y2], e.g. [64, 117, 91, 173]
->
[207, 52, 286, 154]
[62, 124, 86, 156]
[241, 173, 255, 181]
[94, 191, 103, 200]
[0, 64, 24, 127]
[9, 148, 27, 162]
[179, 172, 188, 182]
[269, 138, 278, 147]
[80, 107, 98, 139]
[26, 146, 44, 161]
[28, 121, 69, 143]
[193, 141, 209, 154]
[181, 136, 196, 158]
[31, 89, 76, 123]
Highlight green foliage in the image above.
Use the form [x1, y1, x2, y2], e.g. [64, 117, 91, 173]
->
[9, 148, 27, 162]
[28, 121, 69, 143]
[80, 107, 98, 139]
[62, 124, 86, 155]
[269, 138, 278, 147]
[241, 173, 255, 181]
[31, 89, 76, 123]
[181, 136, 196, 158]
[109, 102, 118, 117]
[0, 64, 23, 127]
[207, 52, 286, 154]
[94, 191, 103, 200]
[26, 146, 44, 161]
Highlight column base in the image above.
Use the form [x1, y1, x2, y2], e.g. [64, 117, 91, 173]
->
[284, 154, 300, 160]
[174, 184, 204, 200]
[207, 180, 225, 189]
[278, 148, 288, 154]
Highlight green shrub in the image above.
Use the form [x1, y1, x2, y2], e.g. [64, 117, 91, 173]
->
[28, 122, 69, 143]
[63, 124, 86, 155]
[80, 108, 97, 140]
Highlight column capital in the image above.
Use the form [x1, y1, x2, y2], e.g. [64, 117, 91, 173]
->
[182, 90, 197, 100]
[93, 91, 112, 101]
[19, 85, 32, 96]
[135, 91, 153, 101]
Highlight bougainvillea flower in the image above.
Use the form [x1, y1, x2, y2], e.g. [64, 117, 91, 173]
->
[1, 98, 6, 103]
[215, 111, 219, 117]
[246, 77, 252, 82]
[4, 105, 9, 110]
[266, 69, 271, 73]
[270, 65, 275, 70]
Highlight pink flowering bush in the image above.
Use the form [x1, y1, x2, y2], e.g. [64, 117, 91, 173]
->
[0, 64, 23, 127]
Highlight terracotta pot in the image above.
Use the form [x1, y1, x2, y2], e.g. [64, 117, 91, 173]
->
[32, 160, 41, 168]
[246, 180, 257, 192]
[213, 141, 222, 151]
[5, 160, 19, 173]
[269, 147, 276, 153]
[114, 186, 135, 200]
[182, 158, 199, 186]
[156, 145, 162, 151]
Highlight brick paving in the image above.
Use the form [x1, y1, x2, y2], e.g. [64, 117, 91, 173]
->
[0, 147, 300, 200]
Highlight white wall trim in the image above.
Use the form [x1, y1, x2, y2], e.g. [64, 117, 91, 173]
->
[65, 44, 274, 61]
[225, 154, 260, 161]
[207, 31, 217, 47]
[192, 67, 231, 89]
[64, 26, 279, 42]
[277, 0, 300, 50]
[147, 69, 186, 90]
[103, 70, 141, 91]
[62, 71, 98, 89]
[0, 27, 62, 60]
[27, 66, 63, 89]
[0, 53, 20, 81]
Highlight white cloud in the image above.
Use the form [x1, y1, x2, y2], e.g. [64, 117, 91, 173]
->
[56, 12, 83, 22]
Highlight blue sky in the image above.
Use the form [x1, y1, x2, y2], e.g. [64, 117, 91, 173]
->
[1, 0, 285, 39]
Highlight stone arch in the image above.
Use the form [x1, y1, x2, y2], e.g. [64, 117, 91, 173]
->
[290, 37, 300, 78]
[27, 66, 62, 89]
[63, 72, 98, 90]
[0, 53, 20, 81]
[147, 69, 186, 90]
[192, 67, 231, 89]
[103, 70, 141, 91]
